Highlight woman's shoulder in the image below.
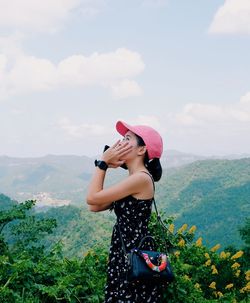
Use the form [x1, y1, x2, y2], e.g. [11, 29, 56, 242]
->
[121, 170, 152, 184]
[130, 170, 152, 179]
[133, 170, 154, 186]
[127, 171, 154, 200]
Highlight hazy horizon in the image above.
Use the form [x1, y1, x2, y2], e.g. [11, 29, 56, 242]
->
[1, 149, 250, 160]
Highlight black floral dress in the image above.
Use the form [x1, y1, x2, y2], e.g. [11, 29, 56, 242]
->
[104, 194, 164, 303]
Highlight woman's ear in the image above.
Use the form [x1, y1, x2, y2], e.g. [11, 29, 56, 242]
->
[137, 145, 147, 156]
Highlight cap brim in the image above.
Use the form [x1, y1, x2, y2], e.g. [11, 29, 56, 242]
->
[116, 121, 133, 136]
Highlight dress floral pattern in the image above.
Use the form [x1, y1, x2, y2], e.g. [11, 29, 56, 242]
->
[104, 194, 164, 303]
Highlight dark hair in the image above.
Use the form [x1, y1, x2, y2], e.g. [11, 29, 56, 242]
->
[135, 134, 162, 182]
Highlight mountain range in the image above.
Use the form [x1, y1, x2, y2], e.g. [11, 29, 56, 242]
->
[0, 150, 249, 207]
[0, 151, 249, 252]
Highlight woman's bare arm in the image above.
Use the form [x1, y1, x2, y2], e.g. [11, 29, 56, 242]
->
[86, 171, 152, 212]
[86, 140, 131, 211]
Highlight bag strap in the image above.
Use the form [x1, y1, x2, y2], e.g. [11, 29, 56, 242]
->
[138, 235, 156, 249]
[140, 171, 172, 252]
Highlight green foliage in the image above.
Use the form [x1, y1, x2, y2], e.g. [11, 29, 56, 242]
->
[238, 218, 250, 277]
[239, 218, 250, 248]
[0, 199, 249, 302]
[11, 215, 57, 248]
[0, 194, 17, 211]
[0, 200, 108, 302]
[149, 213, 250, 303]
[0, 243, 108, 302]
[38, 205, 113, 258]
[0, 200, 35, 233]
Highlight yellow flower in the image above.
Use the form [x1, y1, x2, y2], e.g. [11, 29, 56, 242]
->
[217, 291, 223, 298]
[225, 252, 231, 258]
[188, 225, 197, 233]
[235, 270, 241, 277]
[196, 237, 202, 247]
[240, 288, 244, 294]
[205, 259, 211, 266]
[194, 283, 201, 291]
[204, 252, 210, 259]
[169, 223, 175, 234]
[225, 283, 234, 290]
[174, 251, 180, 258]
[245, 270, 250, 281]
[83, 251, 90, 257]
[183, 275, 191, 281]
[212, 291, 218, 298]
[178, 223, 188, 233]
[240, 282, 250, 293]
[209, 281, 216, 289]
[211, 265, 218, 274]
[211, 244, 221, 252]
[220, 251, 227, 259]
[231, 262, 240, 269]
[213, 291, 224, 299]
[231, 250, 244, 260]
[178, 238, 185, 247]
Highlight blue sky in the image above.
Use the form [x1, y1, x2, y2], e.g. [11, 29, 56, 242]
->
[1, 0, 250, 157]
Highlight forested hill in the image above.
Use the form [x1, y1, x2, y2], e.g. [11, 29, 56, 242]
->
[0, 193, 17, 210]
[0, 151, 247, 206]
[1, 157, 249, 256]
[157, 158, 250, 248]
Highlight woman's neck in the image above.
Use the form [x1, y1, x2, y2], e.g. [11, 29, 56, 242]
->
[126, 158, 147, 175]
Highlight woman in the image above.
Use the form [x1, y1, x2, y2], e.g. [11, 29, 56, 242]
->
[87, 120, 164, 303]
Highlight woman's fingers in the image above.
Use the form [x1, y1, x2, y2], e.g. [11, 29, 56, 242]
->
[114, 141, 129, 151]
[111, 140, 121, 149]
[109, 160, 124, 168]
[117, 144, 132, 156]
[102, 140, 132, 165]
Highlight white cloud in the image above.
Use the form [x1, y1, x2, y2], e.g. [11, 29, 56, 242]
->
[110, 79, 143, 99]
[57, 117, 111, 138]
[64, 96, 249, 155]
[162, 93, 250, 155]
[58, 115, 163, 142]
[79, 0, 106, 18]
[58, 48, 144, 86]
[0, 45, 145, 99]
[135, 115, 162, 130]
[0, 0, 105, 33]
[240, 91, 250, 105]
[6, 55, 57, 95]
[0, 33, 24, 57]
[0, 0, 80, 33]
[209, 0, 250, 34]
[172, 98, 250, 127]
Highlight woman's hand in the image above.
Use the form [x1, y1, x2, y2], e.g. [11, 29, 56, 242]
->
[101, 140, 132, 168]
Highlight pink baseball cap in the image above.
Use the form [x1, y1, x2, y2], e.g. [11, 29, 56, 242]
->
[116, 120, 163, 160]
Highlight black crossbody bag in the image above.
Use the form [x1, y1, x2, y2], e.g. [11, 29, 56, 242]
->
[116, 174, 174, 284]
